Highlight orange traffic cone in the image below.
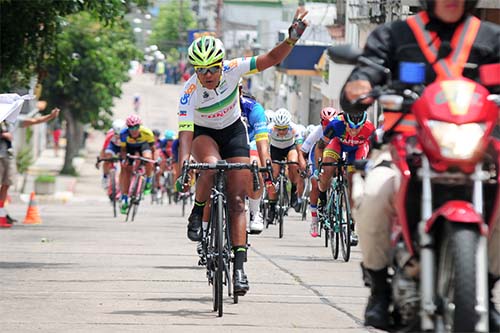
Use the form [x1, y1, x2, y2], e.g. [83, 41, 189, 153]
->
[24, 192, 42, 225]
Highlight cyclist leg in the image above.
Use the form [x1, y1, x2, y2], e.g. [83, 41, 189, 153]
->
[102, 143, 120, 189]
[120, 149, 134, 213]
[247, 141, 264, 233]
[318, 138, 340, 212]
[308, 146, 320, 236]
[287, 148, 302, 211]
[268, 145, 288, 223]
[140, 143, 154, 194]
[353, 147, 396, 326]
[188, 134, 218, 241]
[220, 120, 251, 295]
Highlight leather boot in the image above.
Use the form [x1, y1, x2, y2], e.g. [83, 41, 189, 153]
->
[361, 263, 391, 330]
[489, 273, 500, 333]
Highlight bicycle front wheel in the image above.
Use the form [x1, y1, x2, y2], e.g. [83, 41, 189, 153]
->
[278, 179, 286, 239]
[339, 183, 351, 262]
[110, 170, 117, 218]
[214, 194, 224, 317]
[330, 191, 340, 259]
[131, 176, 145, 222]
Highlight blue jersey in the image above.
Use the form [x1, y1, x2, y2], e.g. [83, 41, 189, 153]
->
[240, 96, 268, 142]
[172, 138, 179, 162]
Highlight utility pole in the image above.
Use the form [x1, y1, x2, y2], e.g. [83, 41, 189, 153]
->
[216, 0, 223, 38]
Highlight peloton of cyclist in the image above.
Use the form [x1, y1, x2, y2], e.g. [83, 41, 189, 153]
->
[239, 86, 271, 234]
[300, 107, 338, 237]
[267, 108, 307, 223]
[99, 119, 126, 189]
[119, 114, 156, 214]
[316, 111, 375, 244]
[154, 129, 176, 197]
[175, 8, 308, 296]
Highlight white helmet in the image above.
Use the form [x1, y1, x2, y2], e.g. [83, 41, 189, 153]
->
[264, 109, 275, 124]
[112, 119, 125, 133]
[274, 108, 292, 127]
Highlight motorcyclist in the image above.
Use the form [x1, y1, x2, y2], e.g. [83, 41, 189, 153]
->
[339, 0, 500, 330]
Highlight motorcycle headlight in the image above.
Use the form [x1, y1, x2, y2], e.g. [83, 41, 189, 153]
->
[427, 121, 486, 159]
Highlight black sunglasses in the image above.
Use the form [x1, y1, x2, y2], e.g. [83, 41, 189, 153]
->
[128, 125, 140, 130]
[195, 66, 221, 75]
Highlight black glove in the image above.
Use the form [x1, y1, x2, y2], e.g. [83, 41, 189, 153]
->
[288, 18, 306, 41]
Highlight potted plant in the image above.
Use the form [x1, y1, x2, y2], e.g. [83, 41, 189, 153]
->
[34, 174, 56, 195]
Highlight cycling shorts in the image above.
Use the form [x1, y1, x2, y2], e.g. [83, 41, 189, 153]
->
[194, 119, 249, 159]
[125, 142, 152, 164]
[105, 142, 121, 156]
[270, 144, 295, 162]
[324, 138, 369, 171]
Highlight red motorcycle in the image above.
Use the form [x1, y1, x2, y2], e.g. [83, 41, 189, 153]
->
[329, 45, 500, 332]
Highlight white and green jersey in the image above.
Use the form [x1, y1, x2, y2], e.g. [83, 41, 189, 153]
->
[177, 57, 258, 131]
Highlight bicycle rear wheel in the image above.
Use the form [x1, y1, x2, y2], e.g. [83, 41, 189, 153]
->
[339, 183, 351, 262]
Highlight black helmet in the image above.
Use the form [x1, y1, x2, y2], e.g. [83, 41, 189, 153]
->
[152, 129, 161, 137]
[419, 0, 478, 13]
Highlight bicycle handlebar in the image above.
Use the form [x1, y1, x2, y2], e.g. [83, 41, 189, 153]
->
[126, 153, 159, 165]
[96, 156, 121, 169]
[181, 160, 263, 192]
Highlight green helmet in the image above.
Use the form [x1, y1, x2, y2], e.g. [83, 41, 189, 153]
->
[188, 36, 225, 66]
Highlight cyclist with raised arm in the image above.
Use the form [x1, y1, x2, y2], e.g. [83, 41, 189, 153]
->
[240, 87, 271, 233]
[119, 115, 156, 214]
[175, 8, 308, 296]
[99, 119, 125, 189]
[340, 1, 500, 329]
[267, 108, 307, 223]
[316, 111, 375, 244]
[300, 107, 338, 237]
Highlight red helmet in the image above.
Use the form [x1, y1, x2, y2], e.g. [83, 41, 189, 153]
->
[126, 114, 142, 127]
[320, 107, 338, 121]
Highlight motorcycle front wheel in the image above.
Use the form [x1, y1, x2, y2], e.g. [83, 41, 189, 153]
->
[436, 223, 484, 332]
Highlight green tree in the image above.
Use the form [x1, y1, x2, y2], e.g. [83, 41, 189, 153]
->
[149, 0, 196, 53]
[0, 0, 147, 91]
[41, 12, 140, 175]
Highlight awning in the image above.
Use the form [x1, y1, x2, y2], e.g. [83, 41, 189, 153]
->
[276, 45, 327, 76]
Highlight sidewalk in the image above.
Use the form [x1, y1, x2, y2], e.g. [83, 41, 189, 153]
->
[13, 130, 104, 204]
[18, 148, 83, 203]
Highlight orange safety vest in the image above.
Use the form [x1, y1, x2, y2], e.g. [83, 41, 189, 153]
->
[406, 11, 481, 80]
[384, 12, 481, 134]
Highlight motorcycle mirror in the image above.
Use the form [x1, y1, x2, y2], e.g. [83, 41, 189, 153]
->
[480, 63, 500, 86]
[327, 44, 362, 64]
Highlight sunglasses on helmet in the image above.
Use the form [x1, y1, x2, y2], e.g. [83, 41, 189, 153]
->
[345, 112, 367, 129]
[194, 63, 222, 75]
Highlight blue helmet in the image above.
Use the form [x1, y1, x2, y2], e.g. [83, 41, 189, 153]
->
[164, 129, 176, 140]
